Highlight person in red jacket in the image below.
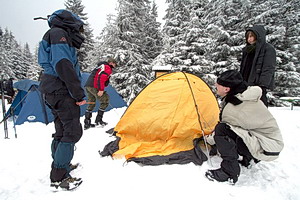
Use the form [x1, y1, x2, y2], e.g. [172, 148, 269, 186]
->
[84, 57, 117, 129]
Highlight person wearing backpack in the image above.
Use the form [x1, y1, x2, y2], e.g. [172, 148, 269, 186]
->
[84, 57, 117, 129]
[38, 9, 86, 190]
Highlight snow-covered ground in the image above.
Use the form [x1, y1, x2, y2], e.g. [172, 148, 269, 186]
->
[0, 106, 299, 200]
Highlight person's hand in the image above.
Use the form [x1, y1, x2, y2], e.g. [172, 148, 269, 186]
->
[97, 90, 104, 97]
[76, 100, 86, 106]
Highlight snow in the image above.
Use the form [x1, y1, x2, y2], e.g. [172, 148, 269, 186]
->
[0, 105, 300, 200]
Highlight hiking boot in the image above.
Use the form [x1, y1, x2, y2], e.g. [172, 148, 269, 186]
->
[84, 111, 95, 130]
[205, 168, 238, 184]
[51, 177, 82, 191]
[84, 121, 95, 130]
[95, 110, 107, 126]
[96, 120, 108, 126]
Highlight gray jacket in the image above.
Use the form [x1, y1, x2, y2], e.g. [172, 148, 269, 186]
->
[221, 86, 284, 161]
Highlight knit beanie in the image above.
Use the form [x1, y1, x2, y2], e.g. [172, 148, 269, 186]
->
[217, 70, 248, 105]
[217, 70, 243, 89]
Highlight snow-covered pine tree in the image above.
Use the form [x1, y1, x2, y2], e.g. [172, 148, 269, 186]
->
[23, 43, 41, 80]
[64, 0, 95, 71]
[144, 1, 163, 61]
[253, 0, 300, 100]
[1, 29, 18, 80]
[0, 27, 6, 78]
[96, 0, 153, 103]
[158, 0, 192, 70]
[95, 14, 120, 63]
[192, 0, 300, 104]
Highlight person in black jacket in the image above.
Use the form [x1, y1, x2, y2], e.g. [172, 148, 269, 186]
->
[240, 25, 276, 107]
[38, 9, 86, 190]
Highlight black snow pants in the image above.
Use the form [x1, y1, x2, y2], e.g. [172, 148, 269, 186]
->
[45, 93, 83, 182]
[214, 123, 253, 177]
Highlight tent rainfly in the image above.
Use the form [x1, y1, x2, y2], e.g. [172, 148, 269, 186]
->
[100, 72, 220, 166]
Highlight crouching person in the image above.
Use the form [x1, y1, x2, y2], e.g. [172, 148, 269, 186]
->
[205, 70, 284, 184]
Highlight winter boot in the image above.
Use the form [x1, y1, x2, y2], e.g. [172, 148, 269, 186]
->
[205, 168, 238, 184]
[50, 176, 82, 191]
[95, 110, 108, 126]
[84, 111, 95, 130]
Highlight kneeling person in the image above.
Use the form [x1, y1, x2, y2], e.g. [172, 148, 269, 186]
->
[205, 70, 284, 184]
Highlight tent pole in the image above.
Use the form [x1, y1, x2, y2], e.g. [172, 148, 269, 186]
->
[201, 131, 212, 166]
[182, 72, 213, 166]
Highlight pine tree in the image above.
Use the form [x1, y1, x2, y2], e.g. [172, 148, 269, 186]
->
[23, 43, 41, 80]
[144, 1, 163, 61]
[156, 0, 192, 70]
[97, 0, 154, 103]
[64, 0, 95, 71]
[1, 29, 16, 79]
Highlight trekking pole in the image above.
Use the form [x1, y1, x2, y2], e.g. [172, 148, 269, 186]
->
[0, 76, 9, 139]
[10, 108, 17, 138]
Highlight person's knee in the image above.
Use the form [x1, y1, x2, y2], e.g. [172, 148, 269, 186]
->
[214, 123, 228, 136]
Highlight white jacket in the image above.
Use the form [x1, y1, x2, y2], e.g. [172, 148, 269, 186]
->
[221, 86, 284, 161]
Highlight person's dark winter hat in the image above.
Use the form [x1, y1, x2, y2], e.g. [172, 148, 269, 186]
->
[107, 57, 117, 67]
[217, 70, 243, 89]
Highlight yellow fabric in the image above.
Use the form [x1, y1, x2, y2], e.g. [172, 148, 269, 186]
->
[113, 72, 219, 160]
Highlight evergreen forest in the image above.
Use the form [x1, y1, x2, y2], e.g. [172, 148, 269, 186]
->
[0, 0, 299, 105]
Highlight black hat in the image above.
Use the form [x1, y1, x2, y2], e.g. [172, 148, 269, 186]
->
[217, 70, 243, 88]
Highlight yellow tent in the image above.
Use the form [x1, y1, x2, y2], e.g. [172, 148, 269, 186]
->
[101, 72, 219, 165]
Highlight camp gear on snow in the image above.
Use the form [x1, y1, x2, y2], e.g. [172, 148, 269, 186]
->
[101, 72, 219, 166]
[5, 73, 127, 126]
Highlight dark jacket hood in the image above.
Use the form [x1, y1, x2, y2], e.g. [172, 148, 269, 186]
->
[48, 9, 84, 32]
[246, 25, 266, 45]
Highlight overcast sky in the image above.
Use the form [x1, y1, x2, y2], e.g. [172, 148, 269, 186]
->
[0, 0, 167, 52]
